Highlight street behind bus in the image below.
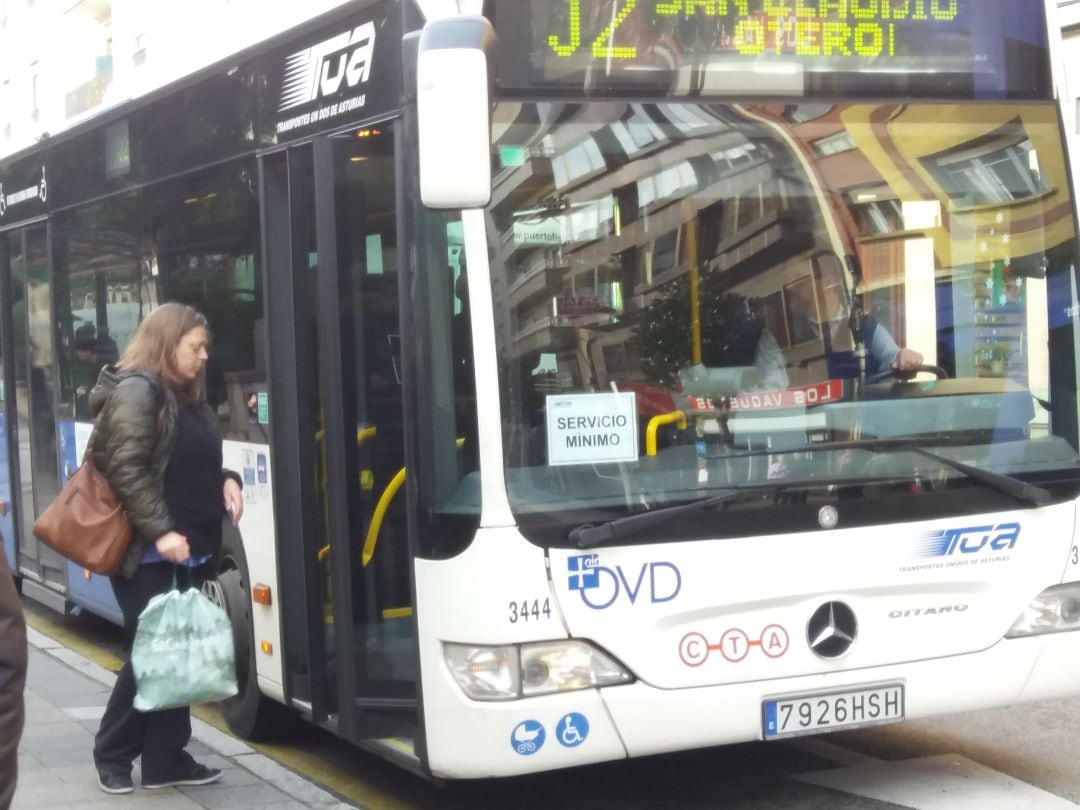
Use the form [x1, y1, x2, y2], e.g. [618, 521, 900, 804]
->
[25, 596, 1080, 810]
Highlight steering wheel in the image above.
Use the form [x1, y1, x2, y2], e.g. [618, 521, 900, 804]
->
[866, 364, 950, 384]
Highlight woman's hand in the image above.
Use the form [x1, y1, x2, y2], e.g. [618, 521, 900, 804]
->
[224, 478, 244, 525]
[155, 531, 190, 563]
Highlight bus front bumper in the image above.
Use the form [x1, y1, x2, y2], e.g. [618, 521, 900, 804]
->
[425, 631, 1080, 777]
[603, 631, 1080, 758]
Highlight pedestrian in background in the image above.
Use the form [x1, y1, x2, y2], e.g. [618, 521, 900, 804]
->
[87, 303, 244, 795]
[0, 548, 27, 810]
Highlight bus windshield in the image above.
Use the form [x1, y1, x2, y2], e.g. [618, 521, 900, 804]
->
[485, 101, 1080, 541]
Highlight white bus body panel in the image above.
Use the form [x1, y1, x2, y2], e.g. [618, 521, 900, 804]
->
[417, 504, 1080, 777]
[416, 526, 565, 645]
[1067, 499, 1080, 581]
[222, 441, 285, 701]
[548, 506, 1073, 690]
[416, 527, 633, 776]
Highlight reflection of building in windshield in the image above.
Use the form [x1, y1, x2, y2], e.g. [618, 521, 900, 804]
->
[487, 102, 821, 410]
[487, 100, 1072, 434]
[740, 103, 1062, 401]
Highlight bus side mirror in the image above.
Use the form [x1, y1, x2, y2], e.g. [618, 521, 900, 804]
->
[417, 16, 495, 210]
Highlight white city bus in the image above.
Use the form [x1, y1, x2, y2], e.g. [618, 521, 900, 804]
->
[413, 0, 1080, 776]
[2, 0, 1080, 780]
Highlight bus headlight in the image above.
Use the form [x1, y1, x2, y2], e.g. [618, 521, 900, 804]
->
[520, 640, 632, 697]
[444, 640, 633, 701]
[444, 644, 520, 701]
[1006, 582, 1080, 638]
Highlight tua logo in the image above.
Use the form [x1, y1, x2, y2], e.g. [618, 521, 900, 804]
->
[914, 522, 1021, 559]
[279, 22, 376, 111]
[567, 554, 682, 610]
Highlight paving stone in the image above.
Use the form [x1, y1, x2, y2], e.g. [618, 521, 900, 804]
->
[176, 782, 295, 808]
[233, 753, 345, 805]
[12, 642, 360, 809]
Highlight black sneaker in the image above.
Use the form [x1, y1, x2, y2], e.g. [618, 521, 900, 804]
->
[142, 762, 223, 789]
[97, 769, 134, 794]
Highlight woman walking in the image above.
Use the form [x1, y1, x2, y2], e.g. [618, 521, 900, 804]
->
[89, 303, 244, 794]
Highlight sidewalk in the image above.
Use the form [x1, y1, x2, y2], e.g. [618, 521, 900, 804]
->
[13, 626, 359, 810]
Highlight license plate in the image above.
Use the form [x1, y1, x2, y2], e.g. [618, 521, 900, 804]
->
[763, 684, 904, 739]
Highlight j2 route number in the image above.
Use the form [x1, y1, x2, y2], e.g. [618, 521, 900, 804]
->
[509, 598, 552, 624]
[549, 0, 640, 60]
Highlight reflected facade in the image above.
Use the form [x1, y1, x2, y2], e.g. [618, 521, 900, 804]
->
[485, 101, 1080, 531]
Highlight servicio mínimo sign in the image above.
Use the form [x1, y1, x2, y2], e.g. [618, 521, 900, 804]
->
[546, 392, 638, 466]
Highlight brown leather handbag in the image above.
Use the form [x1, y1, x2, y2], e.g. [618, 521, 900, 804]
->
[32, 455, 132, 576]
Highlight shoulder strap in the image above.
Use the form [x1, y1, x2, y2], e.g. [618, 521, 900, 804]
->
[84, 372, 167, 463]
[123, 371, 169, 432]
[123, 371, 166, 414]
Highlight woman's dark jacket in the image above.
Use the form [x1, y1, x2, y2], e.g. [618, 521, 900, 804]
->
[88, 365, 240, 579]
[0, 550, 26, 810]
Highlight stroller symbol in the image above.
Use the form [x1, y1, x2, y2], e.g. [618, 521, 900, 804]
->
[511, 720, 545, 756]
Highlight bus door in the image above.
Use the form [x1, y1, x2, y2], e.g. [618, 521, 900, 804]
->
[263, 122, 416, 746]
[0, 224, 65, 606]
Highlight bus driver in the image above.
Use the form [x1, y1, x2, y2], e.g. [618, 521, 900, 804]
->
[753, 277, 923, 389]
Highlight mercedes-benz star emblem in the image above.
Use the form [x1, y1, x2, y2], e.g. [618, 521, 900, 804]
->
[807, 601, 857, 659]
[818, 505, 839, 530]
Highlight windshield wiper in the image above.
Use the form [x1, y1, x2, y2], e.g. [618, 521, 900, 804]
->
[780, 437, 1052, 508]
[568, 489, 769, 549]
[568, 440, 1051, 550]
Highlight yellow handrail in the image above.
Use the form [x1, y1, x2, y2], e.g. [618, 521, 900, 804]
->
[320, 426, 379, 559]
[646, 411, 687, 457]
[322, 435, 464, 568]
[362, 467, 406, 567]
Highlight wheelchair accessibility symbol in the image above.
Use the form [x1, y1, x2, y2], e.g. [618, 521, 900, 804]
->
[556, 712, 590, 748]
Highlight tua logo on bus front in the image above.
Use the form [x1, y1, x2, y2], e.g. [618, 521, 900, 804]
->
[913, 522, 1020, 559]
[279, 22, 376, 112]
[567, 554, 681, 610]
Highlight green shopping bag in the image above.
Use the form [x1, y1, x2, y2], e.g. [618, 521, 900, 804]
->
[131, 581, 238, 711]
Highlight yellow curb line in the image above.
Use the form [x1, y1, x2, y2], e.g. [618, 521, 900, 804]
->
[23, 609, 415, 810]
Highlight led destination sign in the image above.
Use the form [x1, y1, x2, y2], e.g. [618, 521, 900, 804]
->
[495, 0, 1050, 99]
[548, 0, 956, 61]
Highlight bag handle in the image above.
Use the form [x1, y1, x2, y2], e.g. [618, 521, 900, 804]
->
[173, 564, 198, 592]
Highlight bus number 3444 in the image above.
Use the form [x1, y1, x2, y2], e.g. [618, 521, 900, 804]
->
[509, 599, 553, 623]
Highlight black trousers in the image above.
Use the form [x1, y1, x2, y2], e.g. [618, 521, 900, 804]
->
[93, 561, 208, 780]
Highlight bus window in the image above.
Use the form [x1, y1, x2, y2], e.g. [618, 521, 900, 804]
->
[410, 213, 481, 560]
[143, 159, 267, 443]
[329, 127, 412, 695]
[54, 194, 142, 422]
[485, 100, 1079, 539]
